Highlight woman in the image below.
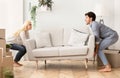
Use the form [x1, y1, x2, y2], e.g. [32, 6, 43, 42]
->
[85, 12, 119, 72]
[7, 20, 32, 67]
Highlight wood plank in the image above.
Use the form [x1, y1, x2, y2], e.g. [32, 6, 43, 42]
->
[13, 61, 120, 78]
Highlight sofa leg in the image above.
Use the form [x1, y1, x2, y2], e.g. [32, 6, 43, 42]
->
[85, 58, 88, 70]
[36, 60, 38, 70]
[93, 56, 96, 64]
[45, 60, 47, 65]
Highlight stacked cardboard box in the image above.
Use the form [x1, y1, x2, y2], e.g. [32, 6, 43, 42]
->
[0, 48, 3, 78]
[0, 48, 3, 62]
[0, 29, 13, 78]
[0, 29, 5, 39]
[0, 29, 6, 56]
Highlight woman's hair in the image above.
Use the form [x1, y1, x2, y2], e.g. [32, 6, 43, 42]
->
[14, 20, 31, 36]
[85, 11, 96, 21]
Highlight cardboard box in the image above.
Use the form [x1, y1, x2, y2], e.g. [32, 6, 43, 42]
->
[106, 54, 120, 68]
[0, 39, 6, 56]
[0, 29, 5, 39]
[2, 56, 13, 71]
[0, 49, 2, 78]
[6, 52, 12, 56]
[0, 48, 3, 63]
[1, 66, 14, 78]
[0, 48, 3, 78]
[0, 64, 2, 78]
[1, 56, 13, 78]
[97, 50, 120, 68]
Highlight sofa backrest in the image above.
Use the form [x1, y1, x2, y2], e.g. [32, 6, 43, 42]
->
[35, 27, 63, 47]
[63, 26, 91, 45]
[32, 26, 93, 47]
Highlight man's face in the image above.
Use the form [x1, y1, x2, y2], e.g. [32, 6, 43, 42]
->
[85, 15, 92, 25]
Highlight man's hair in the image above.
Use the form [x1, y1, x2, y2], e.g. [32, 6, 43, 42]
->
[85, 12, 96, 21]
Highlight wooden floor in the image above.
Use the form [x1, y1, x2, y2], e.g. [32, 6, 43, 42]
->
[14, 60, 120, 78]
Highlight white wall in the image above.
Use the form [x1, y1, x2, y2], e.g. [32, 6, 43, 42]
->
[0, 0, 8, 29]
[0, 0, 117, 43]
[114, 0, 120, 27]
[0, 0, 23, 38]
[0, 0, 119, 50]
[113, 0, 120, 49]
[24, 0, 115, 30]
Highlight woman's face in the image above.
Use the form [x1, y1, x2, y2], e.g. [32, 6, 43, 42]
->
[26, 23, 32, 31]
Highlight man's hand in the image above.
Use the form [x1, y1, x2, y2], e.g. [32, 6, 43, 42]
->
[94, 44, 99, 56]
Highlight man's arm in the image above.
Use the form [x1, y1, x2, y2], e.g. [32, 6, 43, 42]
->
[93, 43, 99, 64]
[91, 22, 101, 44]
[95, 44, 99, 55]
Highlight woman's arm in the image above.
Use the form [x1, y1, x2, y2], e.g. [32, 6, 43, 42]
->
[20, 31, 29, 45]
[6, 35, 16, 44]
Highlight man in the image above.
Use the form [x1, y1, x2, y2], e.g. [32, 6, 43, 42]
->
[85, 11, 119, 72]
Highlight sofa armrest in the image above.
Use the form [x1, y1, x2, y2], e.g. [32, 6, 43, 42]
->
[25, 39, 36, 51]
[87, 35, 95, 59]
[25, 39, 36, 61]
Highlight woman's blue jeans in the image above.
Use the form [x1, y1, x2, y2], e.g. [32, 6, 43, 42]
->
[10, 44, 26, 62]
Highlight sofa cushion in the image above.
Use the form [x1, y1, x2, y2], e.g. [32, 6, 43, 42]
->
[34, 32, 52, 48]
[63, 26, 89, 46]
[37, 27, 63, 47]
[59, 46, 88, 56]
[68, 29, 89, 46]
[32, 47, 59, 57]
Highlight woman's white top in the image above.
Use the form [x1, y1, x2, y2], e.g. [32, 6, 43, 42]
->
[7, 31, 29, 45]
